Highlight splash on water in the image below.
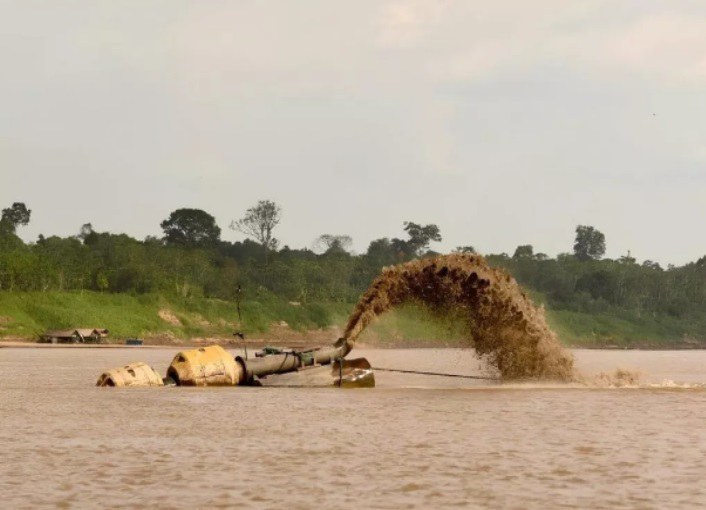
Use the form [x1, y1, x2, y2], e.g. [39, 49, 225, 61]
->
[588, 368, 643, 388]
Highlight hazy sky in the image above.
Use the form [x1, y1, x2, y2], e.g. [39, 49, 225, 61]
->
[1, 1, 705, 265]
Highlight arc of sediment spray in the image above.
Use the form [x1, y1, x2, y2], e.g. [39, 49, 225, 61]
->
[337, 253, 576, 381]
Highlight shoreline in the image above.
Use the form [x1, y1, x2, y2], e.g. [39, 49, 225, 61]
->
[0, 338, 321, 349]
[2, 338, 705, 351]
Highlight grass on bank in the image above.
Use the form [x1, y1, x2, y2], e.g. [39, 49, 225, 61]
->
[0, 290, 459, 344]
[0, 291, 349, 341]
[546, 309, 703, 347]
[0, 290, 475, 347]
[0, 290, 702, 347]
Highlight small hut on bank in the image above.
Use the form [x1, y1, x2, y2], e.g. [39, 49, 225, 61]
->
[40, 328, 109, 344]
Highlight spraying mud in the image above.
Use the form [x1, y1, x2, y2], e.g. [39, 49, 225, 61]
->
[342, 253, 575, 380]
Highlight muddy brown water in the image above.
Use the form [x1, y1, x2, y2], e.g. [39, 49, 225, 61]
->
[2, 347, 706, 509]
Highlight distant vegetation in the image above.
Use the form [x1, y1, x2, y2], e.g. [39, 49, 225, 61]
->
[0, 200, 704, 346]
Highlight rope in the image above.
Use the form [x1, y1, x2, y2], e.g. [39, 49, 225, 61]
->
[372, 367, 501, 381]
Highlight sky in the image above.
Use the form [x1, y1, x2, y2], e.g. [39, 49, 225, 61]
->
[1, 1, 705, 266]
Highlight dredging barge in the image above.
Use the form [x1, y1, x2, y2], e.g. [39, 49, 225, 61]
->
[96, 339, 375, 388]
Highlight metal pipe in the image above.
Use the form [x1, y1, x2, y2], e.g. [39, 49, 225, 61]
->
[236, 344, 346, 383]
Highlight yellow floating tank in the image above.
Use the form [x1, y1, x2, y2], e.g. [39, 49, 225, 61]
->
[167, 345, 242, 386]
[96, 362, 164, 387]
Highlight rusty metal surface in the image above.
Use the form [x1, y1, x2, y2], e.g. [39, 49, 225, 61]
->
[166, 345, 242, 386]
[96, 362, 163, 387]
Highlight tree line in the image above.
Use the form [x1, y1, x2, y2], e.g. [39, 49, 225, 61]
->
[1, 200, 704, 339]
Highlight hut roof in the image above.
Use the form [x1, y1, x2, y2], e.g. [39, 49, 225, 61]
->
[75, 329, 100, 337]
[44, 329, 80, 338]
[43, 328, 109, 338]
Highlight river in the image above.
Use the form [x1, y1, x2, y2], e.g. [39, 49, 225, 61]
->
[1, 347, 705, 508]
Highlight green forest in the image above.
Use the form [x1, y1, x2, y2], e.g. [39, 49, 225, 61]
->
[0, 201, 704, 346]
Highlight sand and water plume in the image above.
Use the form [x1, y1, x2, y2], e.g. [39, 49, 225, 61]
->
[341, 253, 576, 381]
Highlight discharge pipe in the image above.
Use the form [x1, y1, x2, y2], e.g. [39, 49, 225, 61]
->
[237, 340, 350, 383]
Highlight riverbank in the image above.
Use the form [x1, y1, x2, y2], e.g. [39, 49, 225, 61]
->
[0, 335, 471, 349]
[0, 290, 703, 349]
[3, 337, 705, 351]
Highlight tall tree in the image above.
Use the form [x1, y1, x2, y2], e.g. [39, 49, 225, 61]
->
[403, 221, 442, 257]
[230, 200, 281, 261]
[315, 234, 352, 255]
[366, 238, 397, 266]
[1, 202, 31, 234]
[78, 223, 98, 245]
[513, 245, 534, 259]
[573, 225, 606, 261]
[160, 208, 221, 247]
[619, 250, 636, 265]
